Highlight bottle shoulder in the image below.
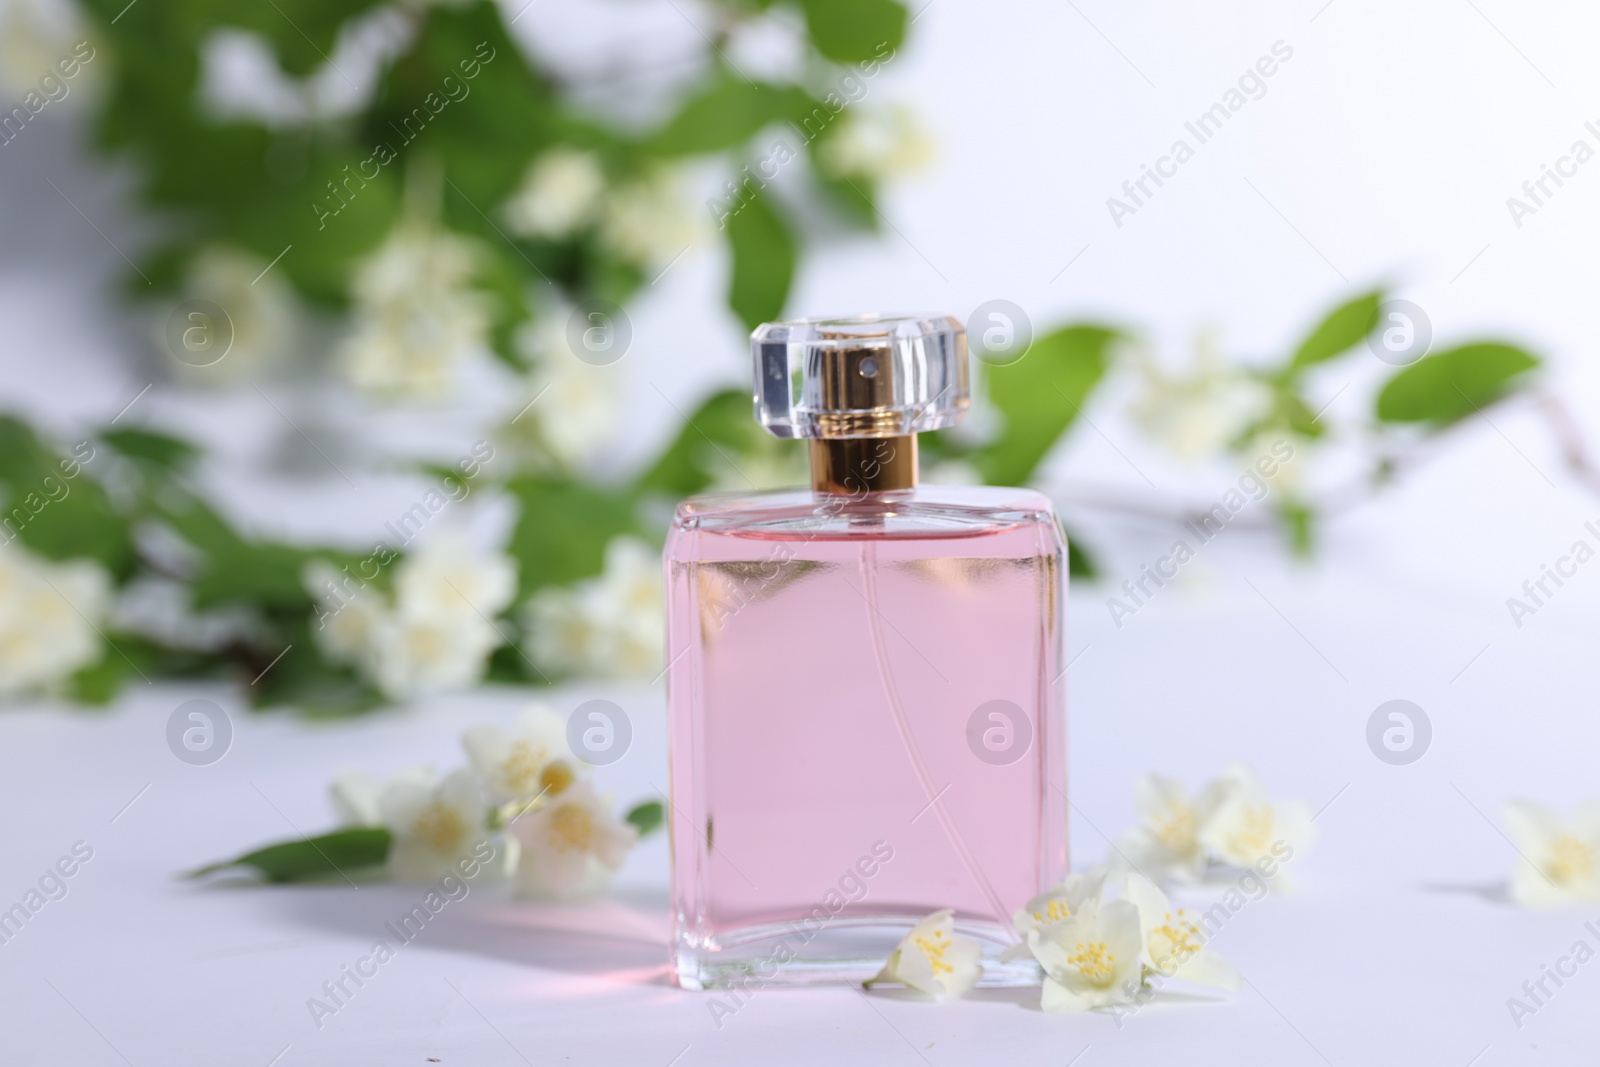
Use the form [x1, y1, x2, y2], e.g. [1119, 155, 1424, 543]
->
[671, 484, 1062, 542]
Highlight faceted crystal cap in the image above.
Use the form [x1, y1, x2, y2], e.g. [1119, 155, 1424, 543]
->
[751, 314, 970, 439]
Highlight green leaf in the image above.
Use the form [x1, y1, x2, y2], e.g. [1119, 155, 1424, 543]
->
[636, 388, 779, 497]
[1066, 536, 1098, 579]
[1235, 385, 1325, 446]
[506, 477, 643, 596]
[99, 428, 199, 473]
[650, 79, 808, 156]
[725, 190, 796, 331]
[64, 652, 129, 706]
[210, 0, 391, 77]
[1375, 343, 1540, 425]
[248, 620, 387, 717]
[0, 416, 136, 577]
[1277, 389, 1325, 439]
[815, 171, 878, 230]
[370, 3, 557, 206]
[799, 0, 907, 64]
[191, 542, 323, 612]
[187, 828, 392, 883]
[1287, 290, 1382, 371]
[154, 490, 361, 612]
[625, 800, 664, 837]
[974, 325, 1120, 486]
[1278, 500, 1314, 557]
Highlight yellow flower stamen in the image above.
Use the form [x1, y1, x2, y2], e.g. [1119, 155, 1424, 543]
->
[1033, 899, 1072, 924]
[1150, 908, 1204, 974]
[1547, 835, 1596, 885]
[411, 801, 468, 852]
[539, 760, 576, 798]
[914, 931, 955, 975]
[501, 740, 547, 794]
[1067, 940, 1116, 984]
[547, 803, 595, 852]
[1228, 804, 1275, 856]
[1151, 806, 1197, 849]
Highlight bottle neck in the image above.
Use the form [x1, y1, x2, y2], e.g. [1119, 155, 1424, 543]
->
[808, 435, 918, 495]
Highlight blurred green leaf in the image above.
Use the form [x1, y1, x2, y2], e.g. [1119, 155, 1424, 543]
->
[154, 490, 357, 612]
[250, 642, 387, 717]
[1066, 536, 1097, 579]
[1375, 343, 1540, 425]
[99, 428, 199, 473]
[65, 651, 129, 706]
[506, 477, 643, 596]
[1287, 289, 1382, 371]
[188, 828, 392, 883]
[798, 0, 906, 64]
[208, 0, 391, 78]
[1236, 386, 1324, 446]
[1277, 390, 1324, 439]
[1278, 500, 1314, 557]
[814, 171, 878, 230]
[372, 3, 557, 206]
[636, 388, 778, 497]
[725, 191, 795, 331]
[625, 800, 664, 836]
[0, 416, 135, 577]
[974, 325, 1120, 486]
[651, 78, 808, 156]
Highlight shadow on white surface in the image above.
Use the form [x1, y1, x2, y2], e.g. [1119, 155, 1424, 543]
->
[233, 880, 677, 981]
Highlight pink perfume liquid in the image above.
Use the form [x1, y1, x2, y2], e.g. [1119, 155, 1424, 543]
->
[664, 485, 1066, 988]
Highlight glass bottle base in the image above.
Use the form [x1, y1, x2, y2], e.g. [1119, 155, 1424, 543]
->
[673, 916, 1043, 991]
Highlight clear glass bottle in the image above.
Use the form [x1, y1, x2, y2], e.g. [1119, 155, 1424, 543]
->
[663, 314, 1067, 990]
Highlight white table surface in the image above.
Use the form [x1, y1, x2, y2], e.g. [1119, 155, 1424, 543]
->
[5, 399, 1600, 1067]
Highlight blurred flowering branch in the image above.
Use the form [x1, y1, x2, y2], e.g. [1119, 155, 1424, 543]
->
[0, 3, 1572, 711]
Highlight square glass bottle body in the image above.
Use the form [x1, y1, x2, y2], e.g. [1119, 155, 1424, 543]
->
[663, 484, 1067, 989]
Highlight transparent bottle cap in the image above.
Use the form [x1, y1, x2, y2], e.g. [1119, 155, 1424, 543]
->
[752, 313, 970, 439]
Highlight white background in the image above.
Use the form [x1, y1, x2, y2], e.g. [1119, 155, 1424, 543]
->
[4, 0, 1600, 1062]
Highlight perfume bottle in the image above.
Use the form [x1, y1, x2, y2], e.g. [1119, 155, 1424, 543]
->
[663, 313, 1067, 990]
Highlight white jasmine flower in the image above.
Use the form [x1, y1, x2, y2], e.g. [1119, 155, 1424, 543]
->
[817, 104, 934, 181]
[1117, 773, 1234, 884]
[0, 0, 90, 99]
[923, 459, 984, 487]
[1504, 800, 1600, 909]
[393, 535, 517, 624]
[329, 764, 435, 826]
[339, 222, 489, 402]
[1124, 874, 1240, 990]
[380, 767, 488, 881]
[305, 559, 387, 664]
[1029, 897, 1144, 1013]
[1002, 867, 1110, 961]
[0, 542, 111, 698]
[507, 780, 636, 898]
[461, 703, 576, 806]
[522, 537, 663, 680]
[507, 314, 623, 471]
[504, 147, 606, 240]
[364, 611, 503, 701]
[1126, 336, 1273, 461]
[1198, 764, 1312, 883]
[705, 446, 810, 493]
[598, 169, 697, 268]
[169, 245, 296, 382]
[865, 910, 983, 998]
[303, 542, 516, 702]
[1244, 431, 1304, 494]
